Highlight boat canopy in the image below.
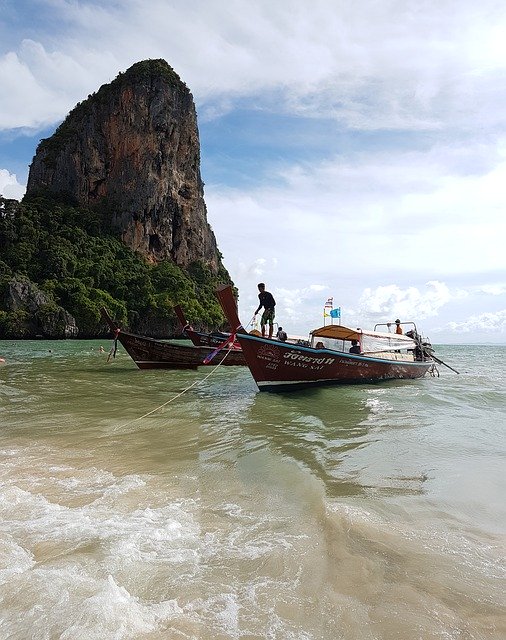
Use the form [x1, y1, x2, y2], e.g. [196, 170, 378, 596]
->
[311, 324, 417, 354]
[312, 325, 361, 341]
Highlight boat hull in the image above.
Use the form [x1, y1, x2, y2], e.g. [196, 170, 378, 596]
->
[236, 333, 433, 391]
[116, 331, 246, 369]
[102, 308, 246, 369]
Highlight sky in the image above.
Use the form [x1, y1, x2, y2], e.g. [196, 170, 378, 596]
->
[1, 0, 505, 343]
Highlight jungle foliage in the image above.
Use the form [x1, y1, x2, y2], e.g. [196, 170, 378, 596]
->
[0, 194, 232, 338]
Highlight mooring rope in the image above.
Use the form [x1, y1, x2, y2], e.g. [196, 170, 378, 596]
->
[112, 347, 233, 432]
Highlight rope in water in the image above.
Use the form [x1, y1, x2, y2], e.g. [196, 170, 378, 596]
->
[112, 347, 233, 431]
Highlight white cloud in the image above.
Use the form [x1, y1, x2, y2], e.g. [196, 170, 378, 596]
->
[207, 140, 506, 292]
[0, 51, 58, 129]
[447, 310, 506, 334]
[234, 257, 272, 279]
[478, 284, 506, 296]
[206, 139, 506, 339]
[0, 38, 122, 130]
[2, 0, 506, 133]
[271, 284, 331, 325]
[0, 169, 25, 200]
[357, 281, 458, 321]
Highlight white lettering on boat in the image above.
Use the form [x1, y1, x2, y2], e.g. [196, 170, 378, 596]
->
[283, 353, 334, 366]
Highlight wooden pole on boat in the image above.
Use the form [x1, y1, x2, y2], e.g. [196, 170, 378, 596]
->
[215, 285, 245, 334]
[431, 354, 460, 374]
[421, 341, 459, 374]
[173, 304, 188, 328]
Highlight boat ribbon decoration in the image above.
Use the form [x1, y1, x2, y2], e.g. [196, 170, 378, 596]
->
[107, 327, 120, 363]
[202, 333, 237, 364]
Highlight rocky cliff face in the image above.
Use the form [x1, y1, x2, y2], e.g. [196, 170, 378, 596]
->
[5, 277, 78, 338]
[26, 60, 221, 270]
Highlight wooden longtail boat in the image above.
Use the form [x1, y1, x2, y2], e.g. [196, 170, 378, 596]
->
[102, 308, 246, 369]
[216, 285, 436, 392]
[173, 304, 242, 350]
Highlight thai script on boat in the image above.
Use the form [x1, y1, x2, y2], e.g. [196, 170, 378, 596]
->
[283, 352, 334, 365]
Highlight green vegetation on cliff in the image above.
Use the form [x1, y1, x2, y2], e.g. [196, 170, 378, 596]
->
[0, 194, 232, 339]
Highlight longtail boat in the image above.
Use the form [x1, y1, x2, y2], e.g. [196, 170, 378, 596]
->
[215, 285, 436, 392]
[173, 304, 241, 350]
[101, 308, 246, 369]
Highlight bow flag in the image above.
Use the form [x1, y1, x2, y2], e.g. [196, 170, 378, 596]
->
[324, 297, 333, 308]
[330, 307, 341, 319]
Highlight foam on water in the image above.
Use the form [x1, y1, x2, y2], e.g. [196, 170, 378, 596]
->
[0, 442, 330, 638]
[1, 343, 505, 638]
[3, 568, 183, 640]
[0, 443, 201, 638]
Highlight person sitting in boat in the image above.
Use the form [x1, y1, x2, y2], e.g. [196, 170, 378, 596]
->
[395, 319, 403, 334]
[254, 283, 276, 339]
[349, 339, 361, 354]
[276, 326, 287, 342]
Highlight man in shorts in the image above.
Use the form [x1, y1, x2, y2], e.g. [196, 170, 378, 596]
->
[254, 283, 276, 339]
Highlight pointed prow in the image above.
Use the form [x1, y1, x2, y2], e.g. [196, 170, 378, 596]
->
[215, 285, 246, 334]
[173, 304, 187, 328]
[101, 307, 118, 333]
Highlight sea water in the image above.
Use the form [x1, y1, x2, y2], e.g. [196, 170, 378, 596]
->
[0, 341, 504, 639]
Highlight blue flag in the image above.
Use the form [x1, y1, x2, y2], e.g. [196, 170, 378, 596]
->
[330, 307, 341, 319]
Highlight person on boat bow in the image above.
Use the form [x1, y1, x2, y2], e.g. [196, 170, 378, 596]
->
[395, 319, 403, 335]
[254, 283, 276, 339]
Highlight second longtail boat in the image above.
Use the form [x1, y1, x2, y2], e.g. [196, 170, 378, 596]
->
[102, 308, 246, 369]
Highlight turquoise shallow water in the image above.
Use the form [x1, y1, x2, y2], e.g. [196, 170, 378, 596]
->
[0, 341, 505, 639]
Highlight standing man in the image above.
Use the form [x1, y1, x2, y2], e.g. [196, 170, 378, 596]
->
[255, 283, 276, 339]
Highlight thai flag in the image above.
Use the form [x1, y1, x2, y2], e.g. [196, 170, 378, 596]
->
[324, 297, 333, 307]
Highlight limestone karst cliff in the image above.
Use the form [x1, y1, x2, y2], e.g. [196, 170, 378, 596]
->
[26, 59, 221, 271]
[0, 60, 233, 339]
